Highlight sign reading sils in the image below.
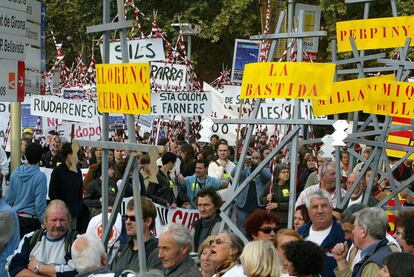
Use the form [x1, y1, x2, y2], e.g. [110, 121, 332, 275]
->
[96, 62, 151, 114]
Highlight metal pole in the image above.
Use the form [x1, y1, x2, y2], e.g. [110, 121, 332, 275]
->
[100, 0, 111, 245]
[10, 102, 21, 173]
[116, 0, 147, 271]
[185, 35, 192, 138]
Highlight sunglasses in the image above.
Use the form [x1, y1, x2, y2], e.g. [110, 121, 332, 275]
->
[258, 227, 278, 234]
[209, 238, 232, 246]
[123, 215, 136, 222]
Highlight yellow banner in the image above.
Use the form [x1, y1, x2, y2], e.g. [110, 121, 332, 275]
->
[96, 63, 151, 114]
[240, 62, 336, 100]
[337, 16, 414, 52]
[312, 75, 395, 116]
[363, 80, 414, 119]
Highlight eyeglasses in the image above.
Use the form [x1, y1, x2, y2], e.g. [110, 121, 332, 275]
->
[258, 227, 278, 234]
[209, 238, 232, 246]
[123, 215, 136, 222]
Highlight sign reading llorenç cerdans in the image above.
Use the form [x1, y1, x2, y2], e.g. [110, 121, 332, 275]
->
[337, 16, 414, 52]
[96, 63, 151, 114]
[312, 75, 395, 116]
[363, 80, 414, 119]
[240, 62, 335, 100]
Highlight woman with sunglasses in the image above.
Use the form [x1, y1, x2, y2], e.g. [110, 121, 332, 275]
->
[244, 209, 280, 241]
[209, 232, 245, 277]
[261, 163, 290, 228]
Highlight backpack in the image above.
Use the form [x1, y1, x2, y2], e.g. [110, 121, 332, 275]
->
[28, 228, 78, 263]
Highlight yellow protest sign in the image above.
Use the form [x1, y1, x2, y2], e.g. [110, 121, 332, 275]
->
[337, 16, 414, 52]
[386, 117, 414, 159]
[96, 63, 151, 114]
[240, 62, 336, 100]
[363, 80, 414, 119]
[312, 75, 395, 116]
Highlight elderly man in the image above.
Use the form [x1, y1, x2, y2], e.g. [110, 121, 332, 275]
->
[7, 200, 78, 277]
[71, 234, 112, 276]
[332, 207, 394, 277]
[297, 189, 345, 277]
[110, 197, 162, 274]
[191, 187, 223, 252]
[180, 159, 227, 208]
[296, 161, 346, 209]
[158, 223, 201, 277]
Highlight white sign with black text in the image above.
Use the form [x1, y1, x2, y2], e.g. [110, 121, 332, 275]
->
[151, 62, 187, 88]
[151, 91, 212, 116]
[0, 7, 26, 37]
[104, 38, 165, 64]
[30, 95, 98, 123]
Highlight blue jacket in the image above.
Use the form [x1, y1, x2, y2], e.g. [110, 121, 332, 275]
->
[6, 164, 47, 220]
[233, 166, 272, 208]
[181, 175, 222, 208]
[0, 199, 20, 277]
[298, 218, 345, 277]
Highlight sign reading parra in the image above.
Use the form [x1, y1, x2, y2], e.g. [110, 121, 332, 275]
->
[96, 63, 151, 114]
[240, 62, 335, 100]
[337, 16, 414, 52]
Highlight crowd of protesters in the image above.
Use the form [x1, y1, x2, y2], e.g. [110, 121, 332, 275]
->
[1, 127, 414, 276]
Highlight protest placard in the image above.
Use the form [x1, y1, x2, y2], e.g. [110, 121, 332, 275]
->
[151, 91, 212, 116]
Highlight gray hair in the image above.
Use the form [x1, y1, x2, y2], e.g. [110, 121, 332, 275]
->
[44, 199, 70, 225]
[160, 223, 193, 252]
[305, 189, 332, 209]
[319, 161, 335, 177]
[71, 233, 106, 273]
[354, 207, 388, 240]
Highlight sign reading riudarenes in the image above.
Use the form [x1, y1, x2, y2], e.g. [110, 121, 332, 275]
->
[30, 95, 98, 123]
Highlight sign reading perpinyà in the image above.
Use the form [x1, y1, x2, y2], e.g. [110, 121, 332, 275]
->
[337, 16, 414, 52]
[240, 62, 335, 100]
[96, 62, 151, 114]
[151, 91, 212, 116]
[30, 95, 98, 123]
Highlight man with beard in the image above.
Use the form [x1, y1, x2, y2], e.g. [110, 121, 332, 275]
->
[179, 159, 228, 208]
[7, 200, 78, 277]
[233, 150, 271, 233]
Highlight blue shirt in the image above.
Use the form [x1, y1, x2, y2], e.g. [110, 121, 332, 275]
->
[181, 175, 222, 208]
[0, 199, 20, 277]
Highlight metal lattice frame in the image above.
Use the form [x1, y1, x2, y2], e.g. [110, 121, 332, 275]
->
[215, 0, 414, 242]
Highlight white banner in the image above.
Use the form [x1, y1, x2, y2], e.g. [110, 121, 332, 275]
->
[151, 62, 187, 88]
[104, 38, 165, 64]
[43, 117, 102, 142]
[151, 91, 212, 116]
[121, 197, 200, 237]
[31, 95, 98, 123]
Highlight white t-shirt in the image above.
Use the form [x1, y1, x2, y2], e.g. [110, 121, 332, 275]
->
[86, 212, 122, 247]
[307, 225, 333, 246]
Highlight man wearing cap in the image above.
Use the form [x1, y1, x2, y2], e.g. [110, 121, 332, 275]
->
[0, 187, 20, 277]
[6, 142, 47, 238]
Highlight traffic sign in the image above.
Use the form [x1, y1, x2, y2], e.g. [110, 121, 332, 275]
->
[27, 0, 41, 24]
[0, 32, 25, 60]
[25, 70, 41, 94]
[0, 59, 25, 102]
[26, 21, 41, 47]
[0, 1, 27, 12]
[0, 7, 27, 37]
[25, 46, 41, 71]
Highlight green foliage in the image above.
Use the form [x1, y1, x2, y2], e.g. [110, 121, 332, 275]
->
[44, 0, 414, 82]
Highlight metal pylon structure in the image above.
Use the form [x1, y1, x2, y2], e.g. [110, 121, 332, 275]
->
[79, 0, 164, 272]
[215, 0, 414, 242]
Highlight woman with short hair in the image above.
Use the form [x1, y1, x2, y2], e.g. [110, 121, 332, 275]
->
[198, 235, 216, 277]
[283, 240, 324, 277]
[244, 209, 280, 241]
[210, 232, 245, 277]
